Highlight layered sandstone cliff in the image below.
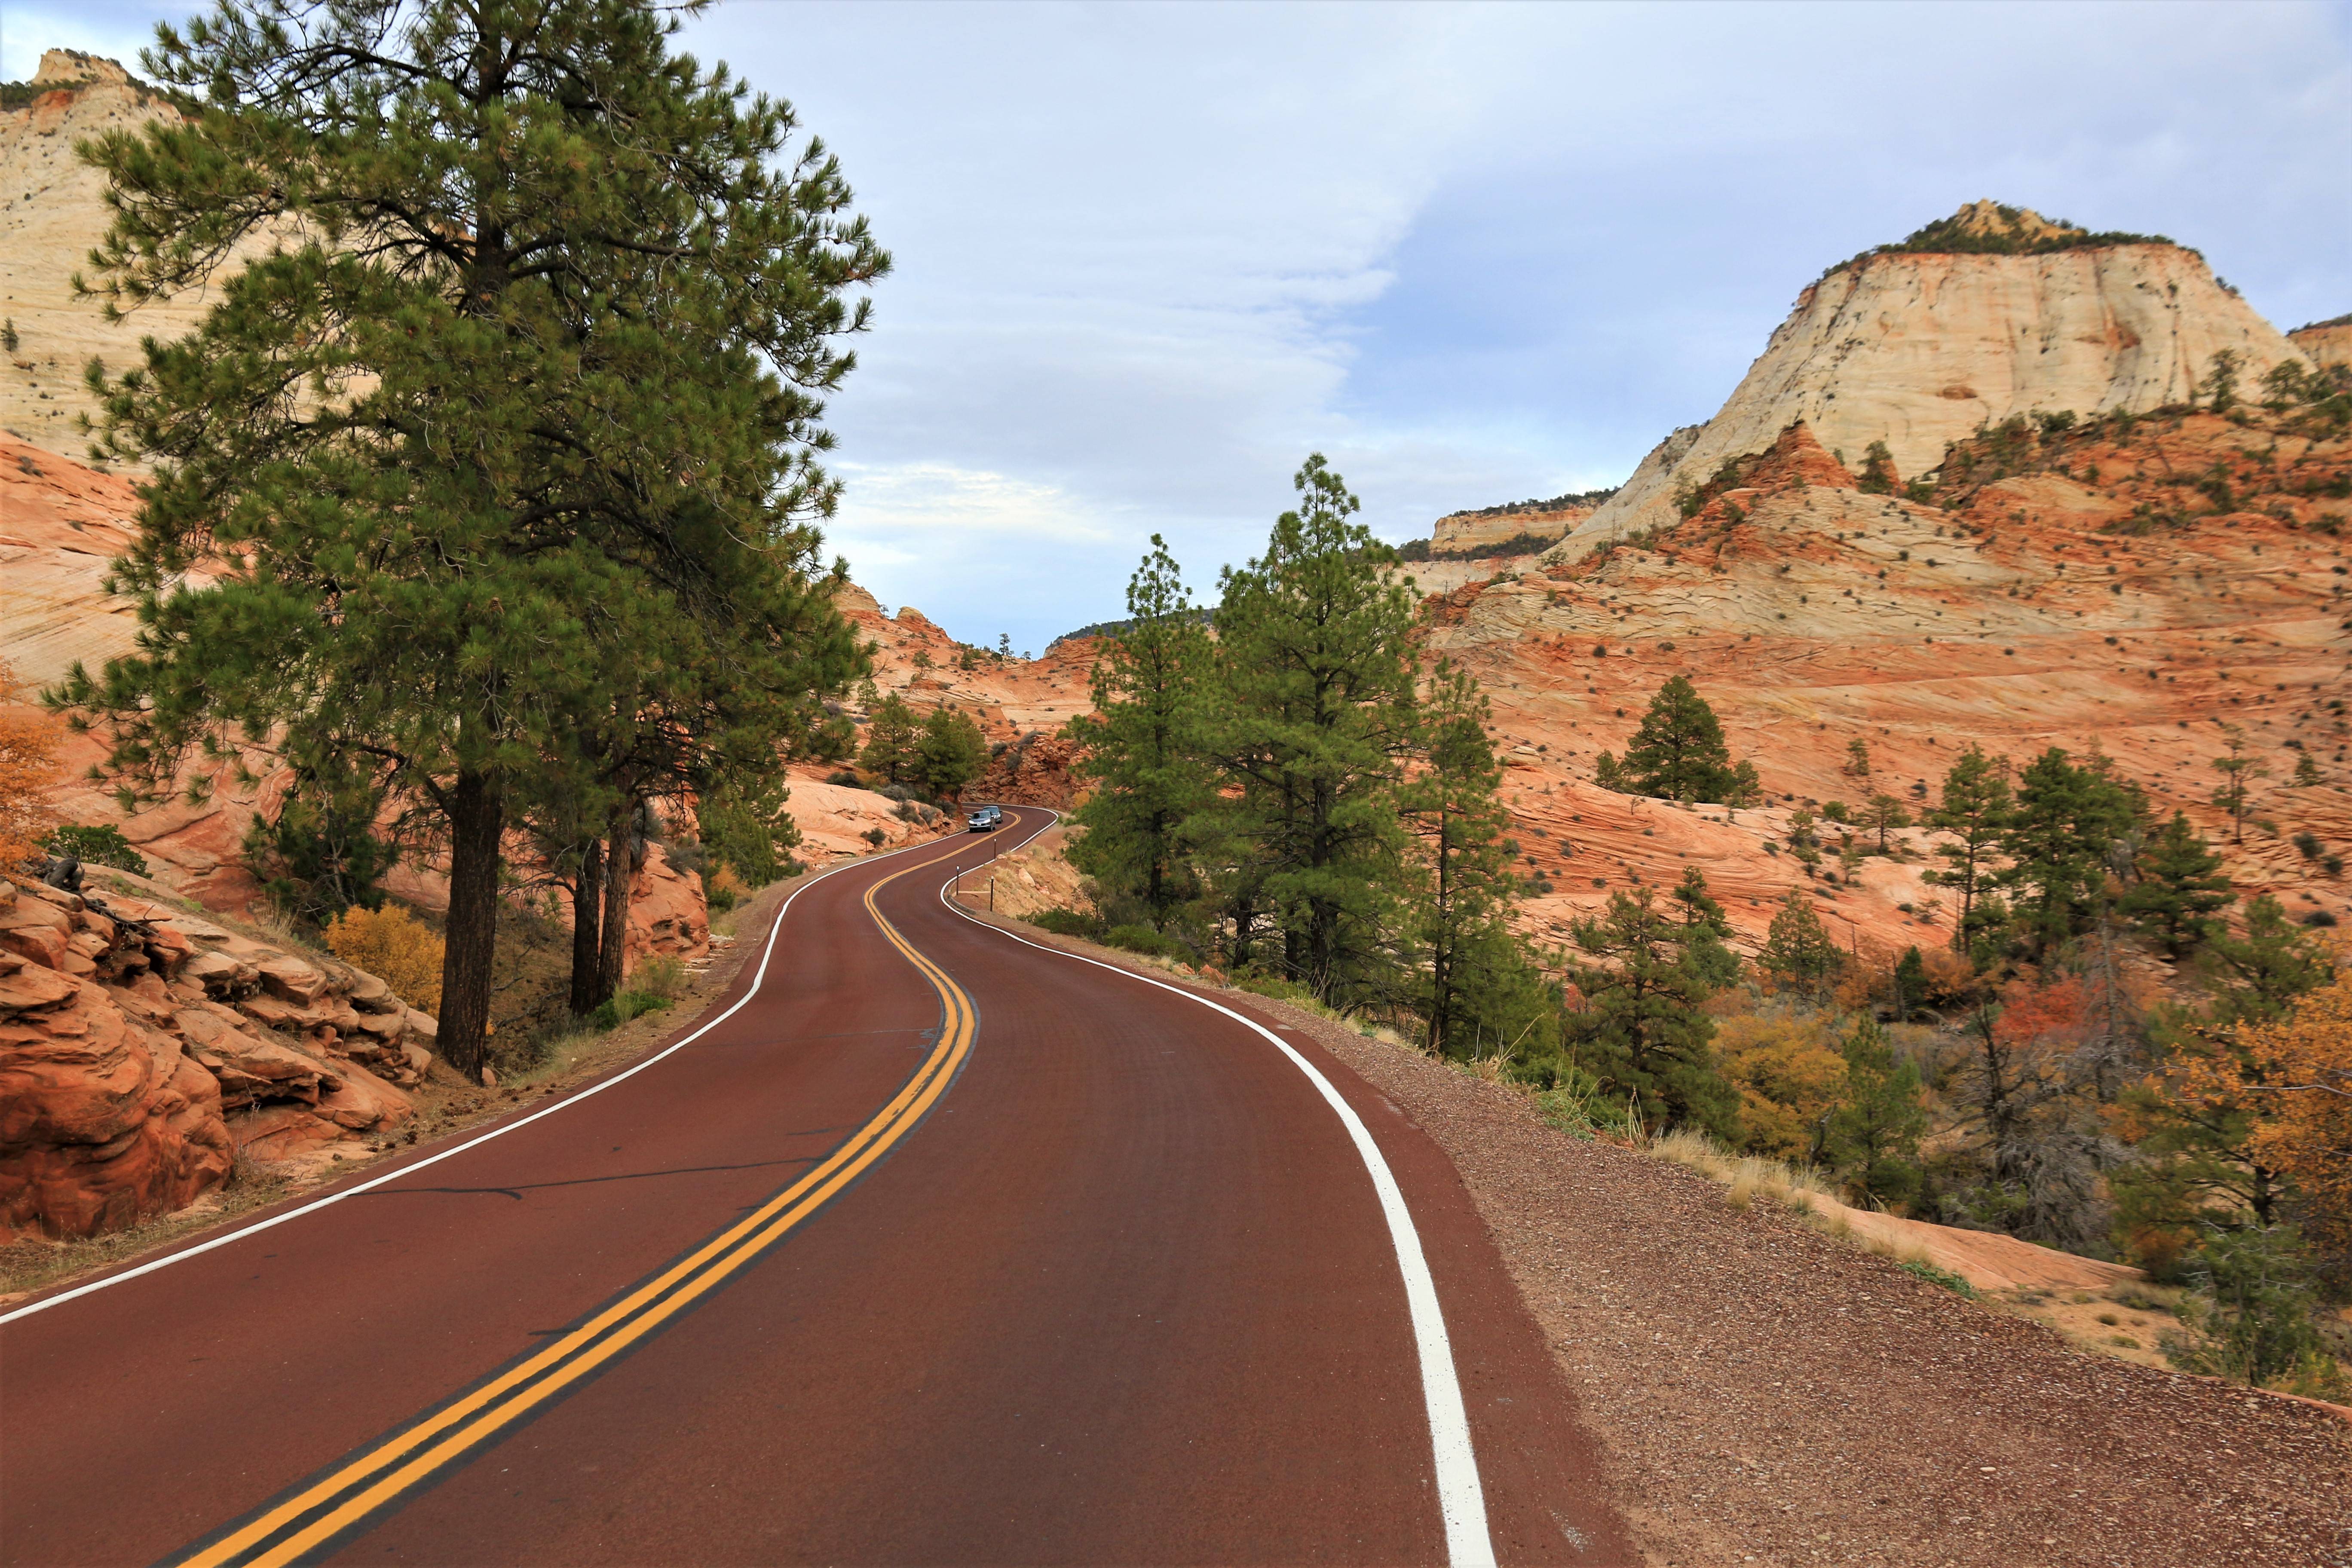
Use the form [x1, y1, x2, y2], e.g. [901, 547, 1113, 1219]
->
[1559, 205, 2316, 549]
[0, 53, 212, 460]
[1440, 407, 2350, 960]
[1430, 498, 1604, 553]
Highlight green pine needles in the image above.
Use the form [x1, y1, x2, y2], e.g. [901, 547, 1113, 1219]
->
[51, 0, 882, 1072]
[1610, 675, 1761, 805]
[1066, 457, 1553, 1062]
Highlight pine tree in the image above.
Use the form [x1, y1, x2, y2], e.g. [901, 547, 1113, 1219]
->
[1998, 747, 2141, 964]
[2196, 895, 2334, 1029]
[2291, 750, 2323, 788]
[1671, 864, 1731, 935]
[1844, 737, 1873, 779]
[1856, 441, 1899, 496]
[58, 0, 883, 1073]
[1864, 792, 1911, 852]
[1890, 945, 1929, 1021]
[2120, 812, 2232, 958]
[2115, 898, 2336, 1243]
[1563, 888, 1739, 1140]
[1621, 676, 1750, 802]
[1204, 456, 1420, 1003]
[1067, 536, 1214, 929]
[1760, 889, 1844, 1001]
[1825, 1018, 1926, 1208]
[1923, 744, 2013, 962]
[860, 694, 921, 786]
[916, 707, 989, 802]
[2209, 725, 2267, 844]
[1403, 662, 1548, 1060]
[1593, 751, 1626, 792]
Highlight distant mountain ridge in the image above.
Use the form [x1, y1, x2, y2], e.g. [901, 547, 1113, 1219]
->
[1550, 202, 2319, 551]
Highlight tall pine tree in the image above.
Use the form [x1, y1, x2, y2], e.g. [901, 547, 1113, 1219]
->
[1923, 744, 2013, 962]
[1403, 661, 1524, 1059]
[1204, 456, 1420, 1003]
[1564, 887, 1740, 1140]
[1998, 747, 2141, 964]
[59, 0, 882, 1073]
[1620, 676, 1758, 804]
[1067, 537, 1213, 929]
[2120, 811, 2233, 958]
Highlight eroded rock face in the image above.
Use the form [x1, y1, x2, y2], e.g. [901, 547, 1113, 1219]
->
[1, 61, 209, 460]
[2291, 318, 2352, 372]
[1436, 404, 2352, 961]
[1565, 206, 2316, 547]
[0, 873, 438, 1242]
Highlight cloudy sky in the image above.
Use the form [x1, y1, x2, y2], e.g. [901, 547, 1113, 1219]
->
[8, 1, 2350, 651]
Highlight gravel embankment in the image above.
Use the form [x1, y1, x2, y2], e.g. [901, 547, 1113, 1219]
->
[1295, 1015, 2352, 1568]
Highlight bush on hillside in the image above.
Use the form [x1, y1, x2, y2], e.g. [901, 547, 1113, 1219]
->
[324, 904, 443, 1013]
[43, 823, 147, 875]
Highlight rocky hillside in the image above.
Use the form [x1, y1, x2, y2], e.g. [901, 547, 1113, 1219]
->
[1563, 202, 2318, 547]
[1429, 489, 1614, 552]
[1434, 406, 2350, 959]
[833, 584, 1093, 806]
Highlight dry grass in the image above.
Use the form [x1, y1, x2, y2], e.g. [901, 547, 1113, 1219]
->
[1645, 1127, 1943, 1269]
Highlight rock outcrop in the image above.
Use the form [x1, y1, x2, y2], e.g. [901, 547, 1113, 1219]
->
[1560, 205, 2318, 548]
[2291, 315, 2352, 372]
[1430, 497, 1605, 553]
[1, 868, 437, 1241]
[1435, 400, 2351, 960]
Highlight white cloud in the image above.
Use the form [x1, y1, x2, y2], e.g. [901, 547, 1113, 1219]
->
[832, 462, 1112, 545]
[12, 1, 2343, 652]
[677, 0, 2348, 650]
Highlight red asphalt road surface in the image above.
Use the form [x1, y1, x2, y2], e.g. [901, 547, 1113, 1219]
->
[1, 808, 1629, 1566]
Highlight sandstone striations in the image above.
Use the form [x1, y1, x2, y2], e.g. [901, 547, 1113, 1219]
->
[0, 54, 219, 461]
[1562, 204, 2318, 548]
[1429, 493, 1608, 553]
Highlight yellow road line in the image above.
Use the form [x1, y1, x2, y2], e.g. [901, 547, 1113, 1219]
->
[173, 845, 979, 1568]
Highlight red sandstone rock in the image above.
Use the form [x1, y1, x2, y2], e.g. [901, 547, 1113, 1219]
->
[0, 874, 441, 1241]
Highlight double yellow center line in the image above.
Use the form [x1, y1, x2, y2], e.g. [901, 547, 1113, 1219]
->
[171, 847, 979, 1568]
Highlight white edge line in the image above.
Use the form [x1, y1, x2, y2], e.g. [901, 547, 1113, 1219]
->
[934, 810, 1496, 1568]
[0, 825, 1023, 1329]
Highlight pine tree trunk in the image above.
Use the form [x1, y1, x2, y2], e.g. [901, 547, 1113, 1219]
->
[597, 799, 635, 1004]
[568, 838, 604, 1015]
[438, 768, 504, 1080]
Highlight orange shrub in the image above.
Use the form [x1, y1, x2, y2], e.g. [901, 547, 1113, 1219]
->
[325, 903, 444, 1014]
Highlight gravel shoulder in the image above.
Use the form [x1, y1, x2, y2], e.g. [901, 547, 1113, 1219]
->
[970, 913, 2351, 1568]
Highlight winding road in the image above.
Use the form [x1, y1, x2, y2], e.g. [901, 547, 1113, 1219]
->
[0, 808, 1626, 1566]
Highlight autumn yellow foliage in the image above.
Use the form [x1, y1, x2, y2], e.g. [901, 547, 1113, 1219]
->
[0, 659, 64, 871]
[325, 903, 444, 1015]
[2230, 968, 2352, 1253]
[1715, 1010, 1848, 1161]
